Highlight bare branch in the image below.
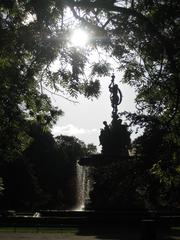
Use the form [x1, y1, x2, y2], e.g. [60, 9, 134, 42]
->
[42, 86, 79, 104]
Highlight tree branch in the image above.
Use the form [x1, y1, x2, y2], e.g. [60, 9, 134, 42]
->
[42, 86, 79, 103]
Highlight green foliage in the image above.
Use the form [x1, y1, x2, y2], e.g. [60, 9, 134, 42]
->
[0, 123, 95, 210]
[90, 159, 145, 210]
[83, 79, 100, 98]
[86, 143, 97, 155]
[55, 135, 87, 163]
[131, 121, 180, 209]
[0, 3, 62, 163]
[91, 61, 111, 77]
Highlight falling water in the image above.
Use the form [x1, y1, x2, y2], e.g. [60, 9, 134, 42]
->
[74, 163, 90, 211]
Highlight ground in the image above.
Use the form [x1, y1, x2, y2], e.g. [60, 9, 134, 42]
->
[0, 232, 97, 240]
[0, 227, 141, 240]
[0, 225, 179, 239]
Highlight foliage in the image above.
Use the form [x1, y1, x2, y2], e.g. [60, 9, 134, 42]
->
[0, 124, 96, 210]
[0, 3, 62, 163]
[85, 143, 97, 155]
[91, 61, 111, 77]
[90, 158, 145, 210]
[0, 157, 43, 210]
[131, 123, 180, 209]
[0, 0, 105, 165]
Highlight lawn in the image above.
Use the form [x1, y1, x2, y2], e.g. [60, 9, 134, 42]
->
[0, 225, 180, 239]
[0, 227, 96, 240]
[0, 226, 141, 240]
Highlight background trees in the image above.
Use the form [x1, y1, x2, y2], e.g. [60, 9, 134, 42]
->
[0, 123, 97, 210]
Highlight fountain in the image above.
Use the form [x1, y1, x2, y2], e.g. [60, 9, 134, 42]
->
[74, 163, 92, 211]
[77, 74, 130, 210]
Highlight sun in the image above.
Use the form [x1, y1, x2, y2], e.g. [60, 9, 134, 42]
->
[70, 29, 89, 47]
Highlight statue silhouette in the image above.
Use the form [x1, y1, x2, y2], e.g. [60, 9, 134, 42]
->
[99, 74, 130, 156]
[109, 74, 122, 121]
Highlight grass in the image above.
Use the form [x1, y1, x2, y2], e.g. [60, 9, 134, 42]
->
[0, 227, 78, 234]
[1, 225, 180, 239]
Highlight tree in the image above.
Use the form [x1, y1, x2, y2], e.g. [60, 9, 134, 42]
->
[0, 0, 103, 164]
[0, 156, 43, 210]
[0, 2, 62, 161]
[131, 123, 180, 209]
[0, 120, 96, 210]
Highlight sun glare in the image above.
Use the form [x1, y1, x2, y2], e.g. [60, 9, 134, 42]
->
[70, 29, 89, 47]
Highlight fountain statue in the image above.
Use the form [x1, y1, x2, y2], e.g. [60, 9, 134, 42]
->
[99, 74, 130, 157]
[77, 74, 131, 210]
[79, 74, 131, 166]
